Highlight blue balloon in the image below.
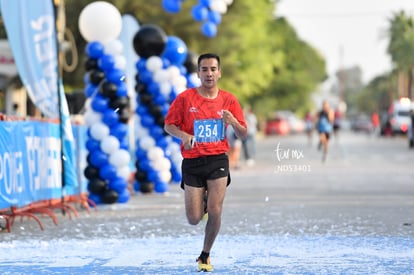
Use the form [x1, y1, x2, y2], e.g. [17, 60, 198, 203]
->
[136, 105, 149, 116]
[140, 114, 155, 127]
[86, 41, 104, 59]
[147, 81, 160, 95]
[162, 36, 188, 65]
[155, 181, 169, 193]
[99, 163, 118, 181]
[109, 177, 128, 193]
[107, 68, 126, 84]
[98, 54, 115, 71]
[179, 65, 187, 75]
[154, 93, 166, 106]
[208, 10, 222, 25]
[133, 181, 141, 192]
[86, 138, 101, 152]
[90, 150, 108, 168]
[156, 136, 169, 149]
[116, 82, 128, 97]
[102, 109, 119, 126]
[84, 83, 98, 97]
[117, 189, 130, 203]
[201, 21, 217, 38]
[91, 94, 109, 112]
[191, 4, 208, 22]
[139, 159, 152, 171]
[150, 126, 164, 140]
[135, 58, 147, 72]
[139, 70, 153, 84]
[110, 123, 128, 139]
[162, 0, 181, 13]
[119, 137, 129, 150]
[135, 148, 147, 160]
[200, 0, 211, 6]
[147, 170, 160, 183]
[88, 193, 102, 205]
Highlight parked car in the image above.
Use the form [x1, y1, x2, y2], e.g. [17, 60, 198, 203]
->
[386, 98, 413, 135]
[278, 110, 305, 134]
[265, 116, 290, 135]
[351, 114, 373, 133]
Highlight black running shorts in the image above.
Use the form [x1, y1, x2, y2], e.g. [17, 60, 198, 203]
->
[181, 153, 231, 189]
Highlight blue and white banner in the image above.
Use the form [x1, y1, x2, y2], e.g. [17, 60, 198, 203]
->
[0, 121, 62, 208]
[0, 0, 78, 190]
[0, 121, 88, 209]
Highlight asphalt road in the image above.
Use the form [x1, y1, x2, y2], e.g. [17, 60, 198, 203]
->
[2, 130, 413, 240]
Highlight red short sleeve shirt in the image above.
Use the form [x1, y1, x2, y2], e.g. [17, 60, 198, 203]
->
[165, 88, 247, 158]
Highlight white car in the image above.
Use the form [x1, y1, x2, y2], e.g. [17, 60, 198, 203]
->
[388, 98, 413, 135]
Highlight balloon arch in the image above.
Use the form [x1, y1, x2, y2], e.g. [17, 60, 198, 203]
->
[78, 1, 206, 204]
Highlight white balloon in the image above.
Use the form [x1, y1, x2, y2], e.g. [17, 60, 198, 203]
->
[153, 69, 169, 83]
[109, 149, 131, 167]
[78, 1, 122, 43]
[84, 110, 102, 126]
[90, 122, 110, 140]
[116, 165, 131, 180]
[100, 135, 120, 154]
[105, 40, 124, 56]
[154, 158, 171, 171]
[147, 147, 164, 161]
[159, 82, 172, 97]
[189, 73, 201, 86]
[139, 136, 155, 150]
[114, 55, 127, 70]
[210, 0, 228, 14]
[172, 75, 187, 89]
[159, 171, 172, 183]
[146, 56, 163, 72]
[167, 66, 181, 80]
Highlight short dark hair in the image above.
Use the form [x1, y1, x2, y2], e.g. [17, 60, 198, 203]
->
[197, 53, 220, 69]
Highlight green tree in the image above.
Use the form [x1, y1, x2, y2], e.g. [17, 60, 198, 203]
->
[386, 11, 414, 99]
[1, 0, 327, 119]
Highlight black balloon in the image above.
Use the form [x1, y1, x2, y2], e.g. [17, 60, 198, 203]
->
[155, 116, 165, 126]
[118, 108, 130, 123]
[140, 182, 154, 193]
[109, 96, 129, 110]
[99, 80, 118, 98]
[133, 24, 167, 58]
[149, 104, 162, 117]
[101, 189, 119, 204]
[183, 51, 198, 73]
[88, 178, 107, 194]
[134, 166, 148, 182]
[89, 69, 105, 85]
[139, 93, 153, 105]
[84, 58, 99, 71]
[84, 165, 100, 180]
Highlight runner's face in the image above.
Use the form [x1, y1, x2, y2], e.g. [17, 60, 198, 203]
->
[197, 58, 221, 89]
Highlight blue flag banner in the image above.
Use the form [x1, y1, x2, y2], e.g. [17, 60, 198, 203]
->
[0, 0, 78, 190]
[0, 121, 62, 208]
[0, 121, 88, 209]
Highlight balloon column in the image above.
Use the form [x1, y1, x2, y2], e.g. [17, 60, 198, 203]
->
[161, 0, 234, 38]
[79, 1, 131, 204]
[132, 24, 187, 194]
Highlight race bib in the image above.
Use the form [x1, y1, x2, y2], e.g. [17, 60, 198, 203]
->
[194, 119, 225, 143]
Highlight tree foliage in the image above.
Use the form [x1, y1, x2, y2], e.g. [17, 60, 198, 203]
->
[1, 0, 327, 119]
[386, 11, 414, 99]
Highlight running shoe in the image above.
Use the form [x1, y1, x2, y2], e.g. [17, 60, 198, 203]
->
[197, 256, 213, 272]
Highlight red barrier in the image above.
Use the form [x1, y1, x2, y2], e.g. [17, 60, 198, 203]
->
[0, 195, 95, 233]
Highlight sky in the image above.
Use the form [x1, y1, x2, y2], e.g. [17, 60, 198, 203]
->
[276, 0, 414, 84]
